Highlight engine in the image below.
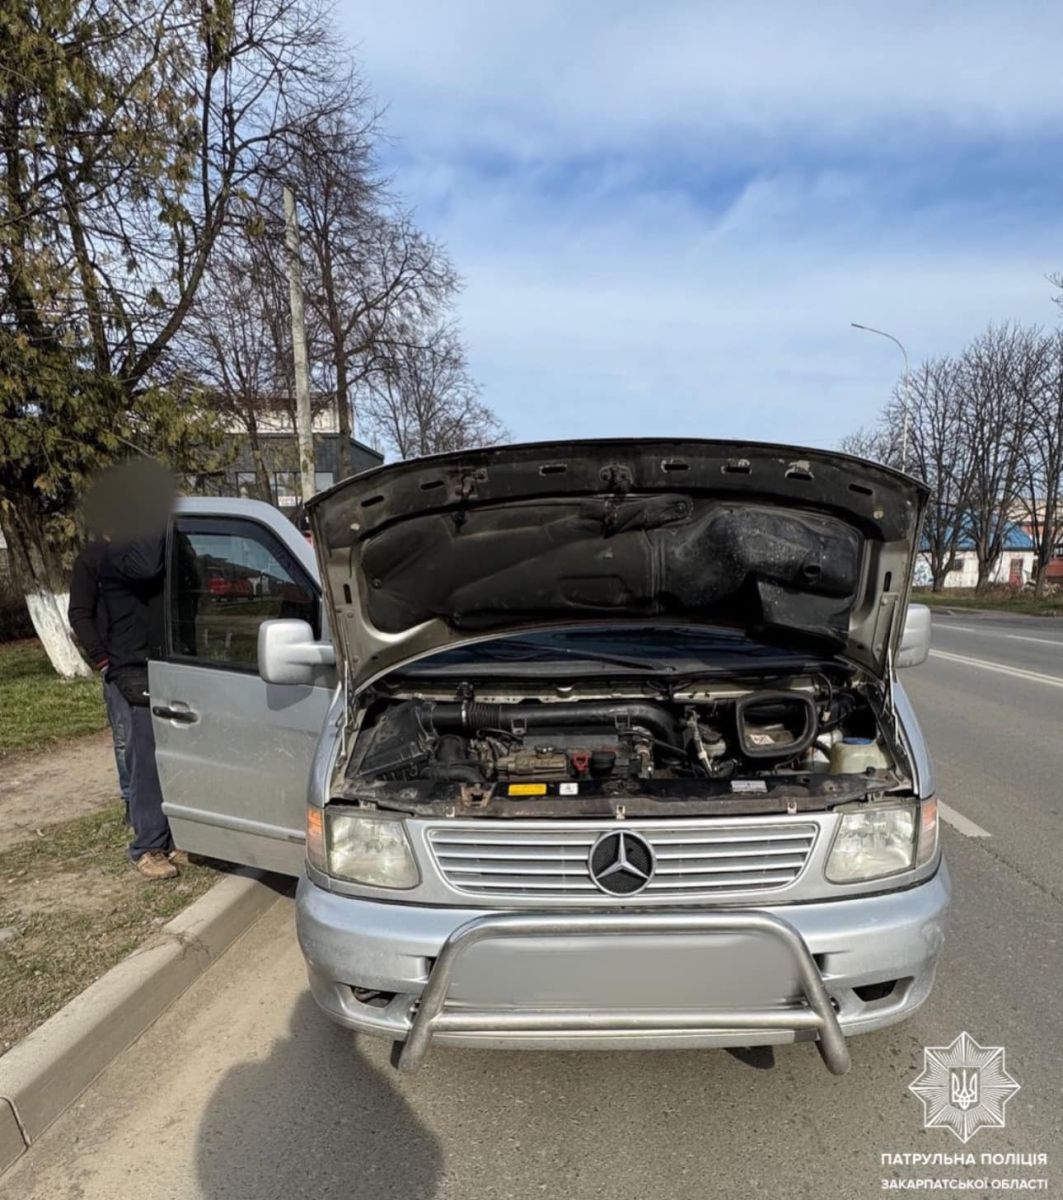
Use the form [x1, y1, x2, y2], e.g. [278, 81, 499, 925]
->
[347, 687, 890, 786]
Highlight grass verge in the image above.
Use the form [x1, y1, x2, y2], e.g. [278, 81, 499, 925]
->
[0, 639, 107, 756]
[0, 804, 220, 1055]
[913, 588, 1063, 617]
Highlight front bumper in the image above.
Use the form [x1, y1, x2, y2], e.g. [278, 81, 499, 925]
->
[296, 861, 950, 1071]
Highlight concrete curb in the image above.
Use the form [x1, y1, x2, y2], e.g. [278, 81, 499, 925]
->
[0, 868, 283, 1173]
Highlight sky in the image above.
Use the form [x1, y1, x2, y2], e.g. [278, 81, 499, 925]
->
[338, 0, 1063, 449]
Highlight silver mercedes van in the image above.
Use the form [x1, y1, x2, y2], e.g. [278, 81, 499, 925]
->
[150, 439, 948, 1075]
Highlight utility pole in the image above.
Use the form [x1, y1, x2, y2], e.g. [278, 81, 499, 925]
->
[283, 185, 316, 504]
[851, 322, 912, 472]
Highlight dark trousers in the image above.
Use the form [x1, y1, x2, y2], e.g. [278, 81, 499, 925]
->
[110, 686, 172, 860]
[101, 675, 131, 811]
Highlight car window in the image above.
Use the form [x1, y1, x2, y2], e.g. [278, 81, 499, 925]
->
[168, 516, 318, 670]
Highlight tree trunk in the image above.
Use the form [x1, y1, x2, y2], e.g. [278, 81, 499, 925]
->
[1033, 509, 1057, 599]
[245, 412, 273, 503]
[251, 439, 273, 504]
[335, 350, 353, 480]
[0, 501, 91, 678]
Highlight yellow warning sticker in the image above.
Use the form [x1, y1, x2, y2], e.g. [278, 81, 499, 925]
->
[507, 783, 548, 796]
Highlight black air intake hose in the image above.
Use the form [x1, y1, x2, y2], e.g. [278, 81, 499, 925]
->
[426, 733, 484, 782]
[425, 764, 485, 783]
[432, 700, 682, 746]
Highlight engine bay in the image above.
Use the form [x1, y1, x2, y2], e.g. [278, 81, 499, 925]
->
[337, 674, 907, 817]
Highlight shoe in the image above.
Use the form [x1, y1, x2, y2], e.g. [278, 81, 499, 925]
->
[134, 851, 178, 880]
[168, 849, 192, 867]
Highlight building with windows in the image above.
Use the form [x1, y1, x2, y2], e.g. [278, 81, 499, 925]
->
[1008, 496, 1063, 584]
[914, 523, 1037, 589]
[190, 408, 383, 511]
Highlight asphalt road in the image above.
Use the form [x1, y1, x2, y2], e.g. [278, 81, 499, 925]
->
[5, 610, 1062, 1200]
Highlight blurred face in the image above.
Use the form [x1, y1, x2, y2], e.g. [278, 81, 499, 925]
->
[83, 459, 176, 542]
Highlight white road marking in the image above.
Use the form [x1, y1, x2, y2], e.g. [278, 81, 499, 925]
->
[937, 801, 992, 839]
[940, 624, 1063, 649]
[1005, 633, 1063, 647]
[928, 648, 1063, 688]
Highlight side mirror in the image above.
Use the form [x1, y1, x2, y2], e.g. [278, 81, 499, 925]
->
[258, 618, 335, 685]
[896, 603, 931, 669]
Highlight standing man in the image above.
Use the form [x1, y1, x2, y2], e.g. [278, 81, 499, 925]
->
[95, 461, 183, 880]
[68, 536, 131, 820]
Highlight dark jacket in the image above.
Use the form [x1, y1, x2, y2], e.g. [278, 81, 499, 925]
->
[68, 541, 110, 669]
[99, 537, 166, 701]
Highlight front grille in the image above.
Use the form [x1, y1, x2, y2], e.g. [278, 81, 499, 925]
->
[426, 822, 818, 899]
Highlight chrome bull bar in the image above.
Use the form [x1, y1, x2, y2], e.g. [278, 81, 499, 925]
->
[396, 910, 851, 1075]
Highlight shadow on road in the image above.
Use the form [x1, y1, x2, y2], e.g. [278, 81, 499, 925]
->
[195, 993, 442, 1200]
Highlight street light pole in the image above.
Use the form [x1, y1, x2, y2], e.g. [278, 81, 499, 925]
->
[851, 322, 911, 473]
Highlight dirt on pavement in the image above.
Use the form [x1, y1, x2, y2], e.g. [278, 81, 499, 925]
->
[0, 731, 123, 852]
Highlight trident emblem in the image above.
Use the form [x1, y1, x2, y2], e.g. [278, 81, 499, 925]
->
[950, 1067, 979, 1111]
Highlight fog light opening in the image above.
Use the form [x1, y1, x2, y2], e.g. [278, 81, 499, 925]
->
[350, 986, 397, 1009]
[853, 979, 901, 1003]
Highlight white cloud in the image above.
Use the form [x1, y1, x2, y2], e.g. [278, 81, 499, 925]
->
[445, 164, 1061, 444]
[458, 231, 1059, 445]
[336, 1, 1063, 449]
[349, 1, 1063, 157]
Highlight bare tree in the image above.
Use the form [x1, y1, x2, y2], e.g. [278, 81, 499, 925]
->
[1015, 328, 1063, 595]
[363, 328, 506, 459]
[841, 328, 1051, 594]
[271, 107, 460, 476]
[183, 227, 291, 502]
[889, 358, 975, 591]
[838, 426, 896, 466]
[842, 358, 978, 592]
[185, 97, 498, 487]
[959, 325, 1041, 590]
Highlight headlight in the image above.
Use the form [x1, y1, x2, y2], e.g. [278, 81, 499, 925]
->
[826, 803, 917, 883]
[325, 808, 419, 888]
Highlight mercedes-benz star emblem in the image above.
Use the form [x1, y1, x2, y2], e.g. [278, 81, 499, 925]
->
[588, 830, 656, 896]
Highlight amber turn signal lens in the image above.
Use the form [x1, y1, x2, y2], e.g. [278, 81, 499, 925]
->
[306, 806, 326, 870]
[916, 797, 939, 867]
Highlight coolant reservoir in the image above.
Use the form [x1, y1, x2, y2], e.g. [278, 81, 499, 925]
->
[829, 737, 891, 774]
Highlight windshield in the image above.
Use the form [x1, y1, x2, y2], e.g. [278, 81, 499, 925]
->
[391, 624, 846, 678]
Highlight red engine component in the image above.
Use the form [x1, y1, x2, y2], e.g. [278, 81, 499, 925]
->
[569, 749, 591, 775]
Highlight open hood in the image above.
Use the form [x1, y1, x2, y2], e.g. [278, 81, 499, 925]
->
[308, 439, 928, 690]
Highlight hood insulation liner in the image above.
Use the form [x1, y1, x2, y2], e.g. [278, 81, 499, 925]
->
[360, 496, 861, 651]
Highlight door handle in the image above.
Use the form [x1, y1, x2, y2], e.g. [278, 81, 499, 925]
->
[152, 705, 198, 724]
